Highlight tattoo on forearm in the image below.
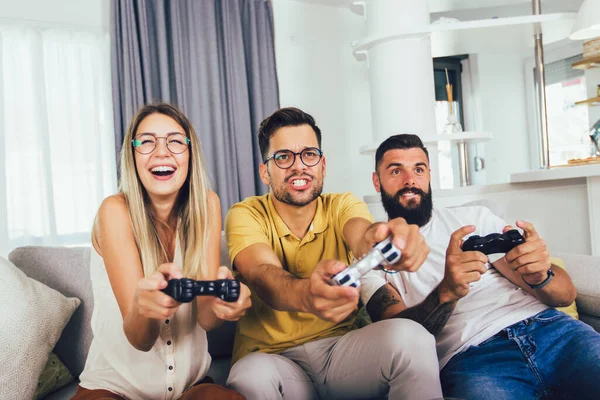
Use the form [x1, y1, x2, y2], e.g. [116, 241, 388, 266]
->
[367, 285, 456, 336]
[402, 290, 456, 336]
[367, 285, 401, 322]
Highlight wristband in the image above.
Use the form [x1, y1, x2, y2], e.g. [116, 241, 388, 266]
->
[523, 269, 555, 290]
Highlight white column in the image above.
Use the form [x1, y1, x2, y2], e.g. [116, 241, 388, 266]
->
[357, 0, 439, 190]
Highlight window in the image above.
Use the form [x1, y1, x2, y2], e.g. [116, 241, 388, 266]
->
[535, 55, 590, 166]
[0, 24, 117, 257]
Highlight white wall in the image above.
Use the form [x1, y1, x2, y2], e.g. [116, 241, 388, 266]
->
[273, 0, 538, 194]
[0, 0, 109, 31]
[471, 52, 531, 183]
[272, 0, 374, 198]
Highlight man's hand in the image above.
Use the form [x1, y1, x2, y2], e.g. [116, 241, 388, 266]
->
[504, 221, 551, 286]
[304, 260, 359, 323]
[438, 225, 488, 303]
[361, 219, 429, 272]
[210, 266, 252, 321]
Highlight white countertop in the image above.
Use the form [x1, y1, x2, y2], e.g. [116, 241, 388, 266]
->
[510, 163, 600, 183]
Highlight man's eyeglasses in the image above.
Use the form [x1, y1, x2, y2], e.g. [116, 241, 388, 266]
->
[263, 147, 323, 169]
[132, 133, 190, 154]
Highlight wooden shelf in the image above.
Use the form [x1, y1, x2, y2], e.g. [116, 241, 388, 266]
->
[572, 55, 600, 70]
[575, 96, 600, 106]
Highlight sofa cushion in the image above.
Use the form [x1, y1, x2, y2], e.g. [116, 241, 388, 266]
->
[8, 247, 93, 377]
[43, 381, 79, 400]
[0, 256, 80, 400]
[34, 352, 74, 399]
[554, 251, 600, 320]
[551, 257, 579, 319]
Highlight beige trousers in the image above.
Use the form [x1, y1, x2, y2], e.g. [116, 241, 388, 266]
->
[226, 319, 442, 400]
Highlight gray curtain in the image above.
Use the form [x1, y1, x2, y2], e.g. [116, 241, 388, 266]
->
[111, 0, 278, 212]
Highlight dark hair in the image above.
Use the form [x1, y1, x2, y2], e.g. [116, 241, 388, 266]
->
[375, 134, 429, 170]
[258, 107, 322, 160]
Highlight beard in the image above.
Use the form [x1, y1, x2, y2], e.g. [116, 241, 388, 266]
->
[269, 171, 323, 207]
[380, 184, 433, 227]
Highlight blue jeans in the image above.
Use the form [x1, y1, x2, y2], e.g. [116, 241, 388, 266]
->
[440, 308, 600, 400]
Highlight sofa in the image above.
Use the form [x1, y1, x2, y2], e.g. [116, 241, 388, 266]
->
[7, 241, 600, 399]
[8, 235, 236, 400]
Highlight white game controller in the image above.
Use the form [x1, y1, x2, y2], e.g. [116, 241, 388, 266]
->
[330, 237, 402, 288]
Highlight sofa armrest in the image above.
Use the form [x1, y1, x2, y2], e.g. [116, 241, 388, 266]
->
[554, 252, 600, 320]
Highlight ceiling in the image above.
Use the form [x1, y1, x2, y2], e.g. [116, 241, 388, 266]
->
[289, 0, 584, 15]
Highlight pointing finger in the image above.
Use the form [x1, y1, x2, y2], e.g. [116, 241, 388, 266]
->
[447, 225, 476, 255]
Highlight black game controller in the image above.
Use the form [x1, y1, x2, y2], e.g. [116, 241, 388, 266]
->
[161, 278, 240, 303]
[462, 229, 525, 255]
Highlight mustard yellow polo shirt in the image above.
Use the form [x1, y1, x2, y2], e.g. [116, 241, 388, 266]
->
[225, 193, 374, 364]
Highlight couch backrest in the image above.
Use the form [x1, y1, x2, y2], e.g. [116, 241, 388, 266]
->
[9, 246, 93, 377]
[8, 233, 237, 376]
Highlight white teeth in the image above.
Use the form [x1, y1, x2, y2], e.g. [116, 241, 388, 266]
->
[151, 166, 175, 172]
[292, 179, 307, 186]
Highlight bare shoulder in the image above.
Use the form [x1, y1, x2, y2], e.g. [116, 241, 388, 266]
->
[93, 194, 135, 255]
[95, 194, 130, 232]
[98, 194, 128, 215]
[207, 190, 221, 210]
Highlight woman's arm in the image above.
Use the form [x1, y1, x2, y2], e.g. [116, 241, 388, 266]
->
[196, 191, 252, 331]
[95, 195, 181, 351]
[196, 191, 225, 330]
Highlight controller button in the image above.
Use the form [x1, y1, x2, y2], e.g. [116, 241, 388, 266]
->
[386, 252, 399, 263]
[338, 275, 351, 285]
[381, 242, 392, 253]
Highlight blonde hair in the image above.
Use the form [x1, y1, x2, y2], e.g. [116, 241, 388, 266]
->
[114, 103, 212, 279]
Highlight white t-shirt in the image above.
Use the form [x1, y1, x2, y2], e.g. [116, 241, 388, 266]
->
[360, 206, 549, 369]
[79, 239, 211, 399]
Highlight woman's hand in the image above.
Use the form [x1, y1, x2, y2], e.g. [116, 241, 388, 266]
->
[133, 263, 183, 320]
[210, 266, 252, 321]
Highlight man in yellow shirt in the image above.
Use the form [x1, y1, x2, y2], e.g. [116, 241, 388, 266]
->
[225, 107, 442, 399]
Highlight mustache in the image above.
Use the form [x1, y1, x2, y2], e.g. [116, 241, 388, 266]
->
[284, 173, 314, 183]
[393, 187, 427, 199]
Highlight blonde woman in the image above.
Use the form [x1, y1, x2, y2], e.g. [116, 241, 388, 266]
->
[74, 103, 251, 400]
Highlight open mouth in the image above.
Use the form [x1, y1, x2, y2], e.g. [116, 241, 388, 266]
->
[288, 177, 312, 190]
[150, 166, 176, 177]
[401, 191, 419, 198]
[291, 179, 308, 188]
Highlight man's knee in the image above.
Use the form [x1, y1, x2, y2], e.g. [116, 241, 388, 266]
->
[227, 352, 282, 387]
[226, 352, 286, 399]
[375, 318, 436, 351]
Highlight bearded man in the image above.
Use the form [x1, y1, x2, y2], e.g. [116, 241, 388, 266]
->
[362, 134, 600, 399]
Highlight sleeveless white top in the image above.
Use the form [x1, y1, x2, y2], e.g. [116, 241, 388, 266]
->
[79, 239, 211, 400]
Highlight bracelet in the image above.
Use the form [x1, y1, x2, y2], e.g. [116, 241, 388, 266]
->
[523, 269, 555, 290]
